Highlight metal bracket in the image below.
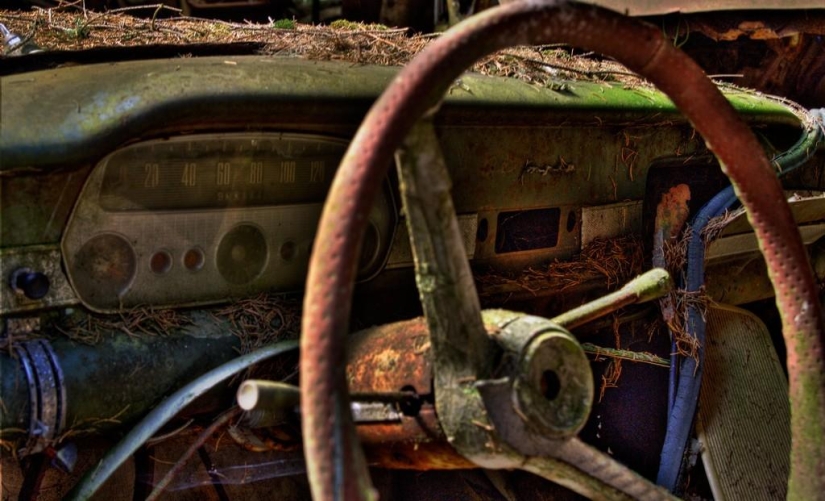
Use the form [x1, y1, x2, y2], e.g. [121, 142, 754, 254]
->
[14, 339, 67, 456]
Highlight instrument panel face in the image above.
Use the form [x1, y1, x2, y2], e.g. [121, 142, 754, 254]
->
[62, 133, 396, 312]
[98, 136, 341, 211]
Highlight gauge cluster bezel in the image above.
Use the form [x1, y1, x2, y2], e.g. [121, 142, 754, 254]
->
[60, 132, 398, 312]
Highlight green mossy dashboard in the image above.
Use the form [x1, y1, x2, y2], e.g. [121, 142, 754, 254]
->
[0, 55, 805, 315]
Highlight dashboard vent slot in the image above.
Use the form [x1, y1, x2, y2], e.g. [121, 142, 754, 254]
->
[495, 208, 560, 254]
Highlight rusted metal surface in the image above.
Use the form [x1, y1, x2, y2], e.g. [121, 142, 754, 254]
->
[346, 318, 434, 397]
[645, 11, 825, 107]
[348, 319, 467, 470]
[740, 36, 825, 108]
[585, 0, 825, 15]
[652, 185, 691, 328]
[232, 319, 471, 470]
[653, 185, 692, 260]
[688, 15, 825, 40]
[346, 319, 471, 469]
[359, 407, 474, 471]
[592, 8, 825, 108]
[362, 438, 475, 470]
[681, 19, 825, 108]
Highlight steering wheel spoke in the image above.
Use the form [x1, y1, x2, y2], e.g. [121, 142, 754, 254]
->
[395, 120, 493, 378]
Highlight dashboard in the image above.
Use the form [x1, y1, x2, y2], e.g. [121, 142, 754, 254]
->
[1, 55, 805, 317]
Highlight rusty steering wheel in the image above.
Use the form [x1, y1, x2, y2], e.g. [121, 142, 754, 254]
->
[299, 1, 825, 500]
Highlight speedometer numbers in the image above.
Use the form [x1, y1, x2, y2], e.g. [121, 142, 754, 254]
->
[99, 136, 339, 211]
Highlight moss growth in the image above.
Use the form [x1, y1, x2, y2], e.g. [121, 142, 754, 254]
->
[272, 18, 296, 30]
[330, 19, 360, 30]
[208, 23, 231, 36]
[330, 19, 389, 31]
[63, 18, 90, 40]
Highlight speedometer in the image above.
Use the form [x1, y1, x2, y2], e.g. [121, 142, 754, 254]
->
[61, 133, 396, 312]
[98, 135, 343, 211]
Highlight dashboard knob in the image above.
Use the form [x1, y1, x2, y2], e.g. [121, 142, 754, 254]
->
[11, 268, 50, 300]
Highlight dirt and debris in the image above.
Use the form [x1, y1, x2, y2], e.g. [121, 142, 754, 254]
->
[659, 284, 707, 361]
[551, 236, 646, 289]
[53, 306, 193, 344]
[56, 405, 131, 444]
[211, 293, 301, 353]
[582, 342, 669, 368]
[597, 316, 624, 402]
[477, 235, 645, 299]
[701, 207, 744, 244]
[46, 293, 300, 352]
[0, 6, 648, 88]
[655, 208, 745, 362]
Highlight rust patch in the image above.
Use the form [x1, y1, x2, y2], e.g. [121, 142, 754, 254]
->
[687, 14, 825, 42]
[346, 317, 433, 396]
[673, 13, 825, 107]
[652, 184, 691, 273]
[655, 185, 692, 242]
[652, 184, 691, 337]
[346, 325, 463, 470]
[363, 441, 474, 470]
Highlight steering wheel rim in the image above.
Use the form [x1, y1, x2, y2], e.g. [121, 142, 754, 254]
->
[300, 1, 825, 499]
